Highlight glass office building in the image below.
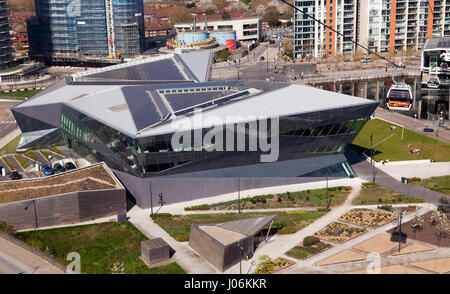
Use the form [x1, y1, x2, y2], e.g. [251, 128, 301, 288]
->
[27, 0, 144, 61]
[0, 0, 12, 70]
[12, 51, 377, 208]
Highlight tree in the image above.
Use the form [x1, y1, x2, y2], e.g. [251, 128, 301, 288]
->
[168, 6, 193, 25]
[205, 7, 216, 15]
[253, 255, 275, 274]
[185, 2, 196, 9]
[430, 210, 442, 226]
[222, 11, 231, 20]
[411, 208, 424, 231]
[250, 0, 269, 11]
[213, 0, 229, 11]
[435, 213, 449, 238]
[240, 0, 252, 5]
[263, 5, 281, 27]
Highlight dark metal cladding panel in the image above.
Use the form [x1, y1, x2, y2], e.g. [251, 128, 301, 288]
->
[122, 87, 162, 131]
[85, 59, 186, 81]
[216, 215, 277, 236]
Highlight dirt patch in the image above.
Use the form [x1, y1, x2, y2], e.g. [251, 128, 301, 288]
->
[272, 257, 295, 272]
[387, 211, 450, 247]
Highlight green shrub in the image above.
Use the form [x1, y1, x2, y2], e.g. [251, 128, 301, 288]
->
[303, 235, 320, 246]
[151, 213, 172, 218]
[0, 220, 15, 235]
[408, 177, 421, 182]
[378, 205, 393, 212]
[184, 204, 210, 211]
[317, 207, 331, 212]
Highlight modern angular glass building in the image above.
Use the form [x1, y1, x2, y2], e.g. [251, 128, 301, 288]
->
[0, 0, 13, 70]
[27, 0, 144, 61]
[12, 50, 377, 208]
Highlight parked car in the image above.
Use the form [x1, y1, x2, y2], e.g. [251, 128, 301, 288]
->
[9, 171, 22, 180]
[53, 163, 66, 173]
[361, 57, 372, 63]
[64, 162, 77, 171]
[260, 56, 265, 61]
[41, 164, 54, 176]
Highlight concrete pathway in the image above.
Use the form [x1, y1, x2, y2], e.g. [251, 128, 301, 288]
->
[377, 161, 450, 180]
[281, 204, 442, 274]
[347, 148, 450, 204]
[223, 183, 363, 274]
[127, 206, 219, 274]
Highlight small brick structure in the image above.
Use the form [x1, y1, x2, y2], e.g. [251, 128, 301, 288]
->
[141, 238, 170, 265]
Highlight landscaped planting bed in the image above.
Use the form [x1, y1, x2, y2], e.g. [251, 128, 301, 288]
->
[314, 222, 367, 244]
[387, 211, 450, 247]
[0, 164, 120, 204]
[339, 208, 396, 228]
[151, 210, 326, 242]
[272, 257, 295, 272]
[352, 182, 424, 205]
[286, 236, 332, 259]
[184, 186, 352, 211]
[377, 205, 418, 215]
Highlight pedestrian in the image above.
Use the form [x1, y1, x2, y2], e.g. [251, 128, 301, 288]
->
[301, 72, 304, 80]
[385, 66, 387, 72]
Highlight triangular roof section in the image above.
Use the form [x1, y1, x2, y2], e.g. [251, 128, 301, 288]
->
[174, 50, 213, 83]
[216, 215, 277, 236]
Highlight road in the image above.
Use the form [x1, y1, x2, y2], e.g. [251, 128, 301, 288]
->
[0, 237, 63, 274]
[0, 100, 20, 139]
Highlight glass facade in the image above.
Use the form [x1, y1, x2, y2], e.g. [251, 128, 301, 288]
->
[0, 0, 12, 70]
[59, 102, 374, 178]
[27, 0, 144, 60]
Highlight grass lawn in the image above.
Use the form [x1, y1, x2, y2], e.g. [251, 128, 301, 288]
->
[411, 176, 450, 195]
[15, 222, 186, 274]
[21, 150, 38, 161]
[152, 210, 326, 242]
[49, 146, 64, 156]
[286, 241, 331, 260]
[350, 118, 450, 162]
[352, 182, 424, 205]
[0, 88, 42, 100]
[1, 156, 13, 170]
[14, 155, 30, 169]
[0, 135, 21, 155]
[0, 65, 24, 73]
[185, 187, 352, 211]
[40, 150, 51, 160]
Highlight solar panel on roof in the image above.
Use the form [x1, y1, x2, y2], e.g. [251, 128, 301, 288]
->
[122, 87, 162, 131]
[165, 92, 227, 111]
[174, 90, 250, 116]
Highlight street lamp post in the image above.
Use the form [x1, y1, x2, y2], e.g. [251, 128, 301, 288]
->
[414, 113, 417, 129]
